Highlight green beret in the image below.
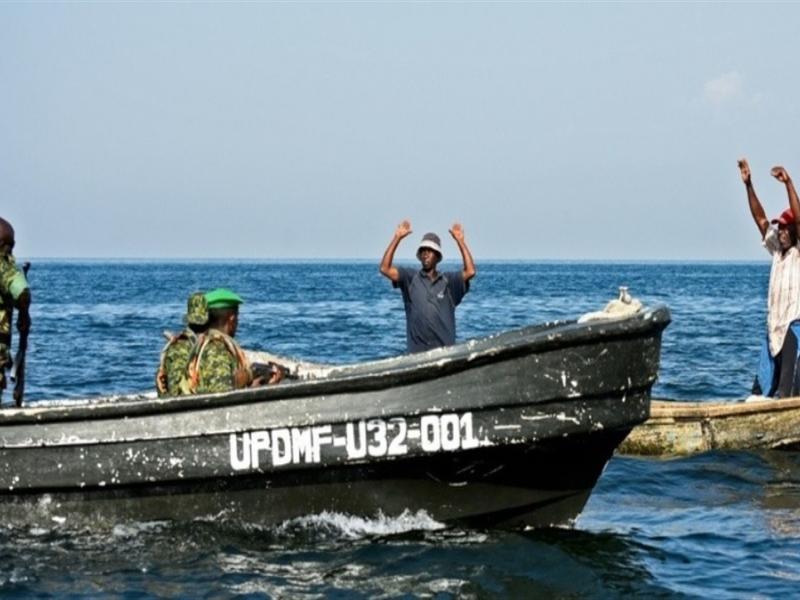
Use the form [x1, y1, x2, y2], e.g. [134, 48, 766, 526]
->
[184, 291, 209, 325]
[205, 288, 244, 310]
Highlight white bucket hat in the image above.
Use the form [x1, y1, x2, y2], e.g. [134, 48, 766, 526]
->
[417, 232, 442, 256]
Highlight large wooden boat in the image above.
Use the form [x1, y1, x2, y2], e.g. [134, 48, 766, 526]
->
[0, 305, 669, 529]
[619, 397, 800, 456]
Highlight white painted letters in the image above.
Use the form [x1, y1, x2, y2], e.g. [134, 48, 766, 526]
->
[227, 412, 481, 471]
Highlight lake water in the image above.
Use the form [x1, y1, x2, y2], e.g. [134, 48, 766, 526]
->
[2, 260, 798, 598]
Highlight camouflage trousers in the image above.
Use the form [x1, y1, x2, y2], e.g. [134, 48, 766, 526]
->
[0, 343, 8, 391]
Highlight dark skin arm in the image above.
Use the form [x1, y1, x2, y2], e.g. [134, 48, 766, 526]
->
[379, 220, 412, 283]
[771, 166, 800, 240]
[739, 158, 769, 238]
[449, 223, 476, 282]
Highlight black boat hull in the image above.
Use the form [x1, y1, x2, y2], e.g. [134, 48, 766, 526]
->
[0, 426, 632, 529]
[0, 306, 669, 529]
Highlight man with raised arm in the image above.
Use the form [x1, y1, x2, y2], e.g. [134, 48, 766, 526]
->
[380, 220, 476, 353]
[0, 218, 31, 407]
[739, 159, 800, 398]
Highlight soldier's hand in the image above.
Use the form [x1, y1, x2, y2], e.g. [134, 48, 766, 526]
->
[738, 158, 751, 184]
[449, 223, 465, 242]
[235, 367, 252, 389]
[156, 370, 168, 393]
[267, 368, 284, 385]
[771, 166, 792, 184]
[395, 220, 412, 240]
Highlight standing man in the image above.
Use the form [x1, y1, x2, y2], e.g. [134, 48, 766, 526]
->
[739, 159, 800, 397]
[380, 220, 476, 353]
[188, 288, 282, 394]
[156, 291, 209, 397]
[0, 218, 31, 407]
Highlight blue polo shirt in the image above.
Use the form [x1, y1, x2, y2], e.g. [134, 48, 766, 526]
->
[393, 267, 470, 353]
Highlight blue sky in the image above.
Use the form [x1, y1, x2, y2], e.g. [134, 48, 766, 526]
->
[2, 3, 799, 260]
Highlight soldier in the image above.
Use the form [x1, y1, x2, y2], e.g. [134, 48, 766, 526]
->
[188, 288, 282, 394]
[156, 291, 209, 397]
[0, 218, 31, 406]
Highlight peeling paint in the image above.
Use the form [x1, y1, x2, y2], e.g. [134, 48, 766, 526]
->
[555, 413, 581, 425]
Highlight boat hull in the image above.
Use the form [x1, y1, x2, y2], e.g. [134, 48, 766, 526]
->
[0, 306, 669, 528]
[619, 397, 800, 456]
[0, 426, 633, 529]
[0, 395, 648, 528]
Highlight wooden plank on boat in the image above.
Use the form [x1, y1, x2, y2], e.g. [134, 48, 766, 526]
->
[618, 397, 800, 456]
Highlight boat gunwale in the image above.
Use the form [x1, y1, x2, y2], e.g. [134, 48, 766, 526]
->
[649, 397, 800, 420]
[3, 305, 670, 425]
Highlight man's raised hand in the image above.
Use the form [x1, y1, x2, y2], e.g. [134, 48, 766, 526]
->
[738, 158, 752, 184]
[771, 166, 792, 184]
[395, 220, 412, 240]
[449, 223, 465, 243]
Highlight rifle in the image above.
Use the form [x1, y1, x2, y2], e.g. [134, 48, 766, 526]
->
[10, 262, 30, 408]
[251, 361, 292, 382]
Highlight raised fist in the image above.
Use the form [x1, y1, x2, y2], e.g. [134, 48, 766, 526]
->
[771, 166, 791, 184]
[738, 158, 751, 184]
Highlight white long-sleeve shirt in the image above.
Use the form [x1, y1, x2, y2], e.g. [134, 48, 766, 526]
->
[764, 226, 800, 356]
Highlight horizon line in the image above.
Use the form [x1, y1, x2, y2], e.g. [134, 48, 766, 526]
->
[16, 256, 771, 264]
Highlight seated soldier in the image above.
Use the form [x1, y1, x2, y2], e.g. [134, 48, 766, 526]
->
[188, 288, 283, 394]
[156, 291, 209, 397]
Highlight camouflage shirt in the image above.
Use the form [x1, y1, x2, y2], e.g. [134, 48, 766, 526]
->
[156, 329, 200, 397]
[0, 254, 29, 377]
[194, 329, 251, 394]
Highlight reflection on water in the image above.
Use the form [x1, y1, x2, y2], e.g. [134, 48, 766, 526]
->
[757, 451, 800, 539]
[582, 450, 800, 598]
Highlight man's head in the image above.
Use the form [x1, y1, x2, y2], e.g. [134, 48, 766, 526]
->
[0, 218, 15, 257]
[185, 291, 209, 334]
[773, 209, 798, 250]
[416, 232, 442, 272]
[205, 288, 244, 337]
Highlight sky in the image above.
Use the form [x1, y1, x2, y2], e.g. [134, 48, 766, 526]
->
[2, 2, 800, 261]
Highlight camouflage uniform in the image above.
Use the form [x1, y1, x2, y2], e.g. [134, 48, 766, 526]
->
[156, 292, 208, 397]
[0, 255, 29, 393]
[191, 329, 251, 394]
[156, 331, 200, 397]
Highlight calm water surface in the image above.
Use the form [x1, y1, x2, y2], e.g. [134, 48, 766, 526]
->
[2, 261, 798, 598]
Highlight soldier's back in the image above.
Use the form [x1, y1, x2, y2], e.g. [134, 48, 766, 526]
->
[195, 332, 243, 394]
[158, 331, 199, 397]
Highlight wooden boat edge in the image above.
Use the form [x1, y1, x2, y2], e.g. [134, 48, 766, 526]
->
[620, 397, 800, 456]
[649, 397, 800, 420]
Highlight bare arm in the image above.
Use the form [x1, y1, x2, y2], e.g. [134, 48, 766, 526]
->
[449, 223, 476, 282]
[739, 158, 769, 238]
[379, 220, 412, 283]
[771, 166, 800, 240]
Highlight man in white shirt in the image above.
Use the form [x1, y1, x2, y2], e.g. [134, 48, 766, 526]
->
[739, 158, 800, 397]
